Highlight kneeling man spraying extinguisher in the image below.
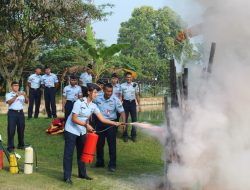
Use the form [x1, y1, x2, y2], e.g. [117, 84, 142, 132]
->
[63, 83, 122, 184]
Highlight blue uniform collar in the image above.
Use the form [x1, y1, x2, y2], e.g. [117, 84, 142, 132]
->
[100, 95, 113, 102]
[82, 97, 93, 106]
[70, 85, 77, 88]
[84, 71, 91, 76]
[126, 82, 133, 85]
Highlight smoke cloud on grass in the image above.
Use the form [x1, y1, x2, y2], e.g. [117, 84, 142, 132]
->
[165, 0, 250, 189]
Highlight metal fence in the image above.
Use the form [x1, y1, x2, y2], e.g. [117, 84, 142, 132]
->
[0, 71, 168, 98]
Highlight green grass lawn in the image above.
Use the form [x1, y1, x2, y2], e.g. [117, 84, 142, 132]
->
[0, 112, 165, 190]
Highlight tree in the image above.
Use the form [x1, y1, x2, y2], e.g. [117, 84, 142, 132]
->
[0, 0, 111, 89]
[78, 23, 129, 82]
[117, 6, 195, 81]
[39, 41, 92, 74]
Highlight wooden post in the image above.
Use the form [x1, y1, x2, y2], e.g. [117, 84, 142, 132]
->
[207, 42, 216, 73]
[183, 68, 188, 100]
[178, 75, 184, 107]
[170, 59, 179, 108]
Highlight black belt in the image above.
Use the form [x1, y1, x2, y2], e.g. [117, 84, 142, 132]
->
[9, 109, 23, 113]
[66, 100, 76, 103]
[31, 88, 40, 90]
[45, 86, 55, 88]
[123, 99, 135, 103]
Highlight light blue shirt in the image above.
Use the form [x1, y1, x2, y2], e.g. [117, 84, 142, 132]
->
[65, 98, 100, 136]
[95, 95, 124, 120]
[63, 85, 82, 101]
[41, 73, 58, 87]
[121, 82, 139, 101]
[28, 73, 42, 89]
[97, 90, 104, 99]
[112, 83, 122, 98]
[79, 72, 92, 87]
[5, 91, 25, 110]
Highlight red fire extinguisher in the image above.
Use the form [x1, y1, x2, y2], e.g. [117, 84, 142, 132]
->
[81, 133, 99, 164]
[0, 135, 3, 170]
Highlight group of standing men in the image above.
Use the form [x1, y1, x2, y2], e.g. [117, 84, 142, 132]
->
[5, 65, 59, 152]
[5, 63, 141, 174]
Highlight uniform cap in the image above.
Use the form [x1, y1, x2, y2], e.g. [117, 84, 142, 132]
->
[96, 79, 105, 85]
[70, 75, 77, 80]
[44, 65, 50, 70]
[86, 83, 101, 91]
[111, 73, 119, 78]
[87, 64, 93, 69]
[11, 81, 19, 86]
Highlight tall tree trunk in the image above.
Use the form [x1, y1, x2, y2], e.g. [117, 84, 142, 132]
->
[1, 63, 22, 92]
[5, 76, 14, 92]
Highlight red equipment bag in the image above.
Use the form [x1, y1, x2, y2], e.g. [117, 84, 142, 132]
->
[81, 133, 99, 164]
[46, 118, 65, 135]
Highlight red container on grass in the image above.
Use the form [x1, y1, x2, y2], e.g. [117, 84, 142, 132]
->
[0, 150, 3, 170]
[81, 133, 99, 164]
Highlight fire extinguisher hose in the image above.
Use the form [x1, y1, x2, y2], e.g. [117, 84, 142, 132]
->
[95, 123, 132, 134]
[95, 126, 113, 134]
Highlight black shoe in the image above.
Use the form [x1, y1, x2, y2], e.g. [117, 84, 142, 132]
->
[52, 115, 57, 119]
[131, 137, 136, 142]
[95, 163, 105, 168]
[64, 178, 73, 184]
[7, 148, 14, 153]
[123, 136, 128, 142]
[17, 144, 30, 150]
[46, 116, 52, 119]
[27, 117, 32, 120]
[108, 167, 116, 172]
[79, 175, 93, 180]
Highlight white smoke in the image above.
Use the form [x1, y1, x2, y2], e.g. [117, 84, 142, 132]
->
[165, 0, 250, 190]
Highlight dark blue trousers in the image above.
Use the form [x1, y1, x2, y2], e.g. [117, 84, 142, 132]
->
[115, 112, 120, 122]
[28, 88, 41, 118]
[7, 110, 25, 152]
[96, 120, 117, 168]
[64, 101, 74, 122]
[123, 100, 137, 138]
[63, 131, 87, 180]
[44, 87, 57, 118]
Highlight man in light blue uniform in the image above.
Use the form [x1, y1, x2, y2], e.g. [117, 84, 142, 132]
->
[6, 81, 29, 152]
[27, 66, 42, 119]
[62, 75, 82, 122]
[121, 72, 140, 142]
[90, 79, 105, 127]
[111, 73, 122, 100]
[41, 65, 59, 118]
[63, 83, 121, 184]
[79, 64, 93, 87]
[96, 79, 105, 99]
[111, 73, 122, 124]
[94, 83, 126, 172]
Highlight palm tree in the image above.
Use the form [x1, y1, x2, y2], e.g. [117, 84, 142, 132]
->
[78, 23, 130, 82]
